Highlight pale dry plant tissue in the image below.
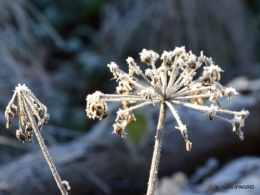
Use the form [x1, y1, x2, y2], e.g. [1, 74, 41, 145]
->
[86, 46, 249, 195]
[5, 84, 70, 195]
[86, 47, 249, 195]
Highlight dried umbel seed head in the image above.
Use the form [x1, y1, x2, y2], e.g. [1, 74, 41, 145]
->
[139, 49, 159, 66]
[85, 47, 250, 195]
[86, 47, 249, 150]
[86, 91, 108, 120]
[5, 84, 50, 143]
[6, 84, 69, 195]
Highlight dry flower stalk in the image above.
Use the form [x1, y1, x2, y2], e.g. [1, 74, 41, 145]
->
[86, 47, 249, 195]
[5, 84, 70, 195]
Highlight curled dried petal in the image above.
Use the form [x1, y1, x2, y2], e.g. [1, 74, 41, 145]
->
[112, 123, 126, 138]
[16, 129, 27, 143]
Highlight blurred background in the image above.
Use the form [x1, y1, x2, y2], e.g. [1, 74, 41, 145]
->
[0, 0, 260, 195]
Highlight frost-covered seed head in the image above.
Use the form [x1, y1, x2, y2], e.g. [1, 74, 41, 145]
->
[86, 47, 249, 150]
[113, 123, 126, 138]
[86, 91, 108, 120]
[5, 84, 50, 143]
[161, 51, 174, 68]
[139, 49, 159, 66]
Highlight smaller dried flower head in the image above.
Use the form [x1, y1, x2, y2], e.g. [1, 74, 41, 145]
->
[86, 91, 108, 120]
[86, 47, 249, 150]
[5, 84, 49, 143]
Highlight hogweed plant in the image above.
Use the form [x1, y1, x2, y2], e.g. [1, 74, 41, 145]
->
[5, 84, 70, 195]
[86, 46, 249, 195]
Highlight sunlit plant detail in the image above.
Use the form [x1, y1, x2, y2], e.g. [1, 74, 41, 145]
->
[86, 46, 249, 195]
[5, 84, 70, 195]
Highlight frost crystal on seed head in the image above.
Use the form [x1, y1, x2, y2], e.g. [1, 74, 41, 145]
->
[139, 49, 160, 66]
[86, 47, 249, 150]
[107, 62, 119, 79]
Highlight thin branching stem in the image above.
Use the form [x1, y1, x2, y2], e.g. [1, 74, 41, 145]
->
[122, 101, 159, 113]
[172, 93, 211, 100]
[170, 100, 244, 116]
[23, 99, 68, 195]
[172, 86, 212, 97]
[146, 102, 167, 195]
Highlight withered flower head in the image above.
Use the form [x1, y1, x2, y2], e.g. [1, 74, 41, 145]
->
[5, 84, 49, 143]
[86, 91, 108, 120]
[86, 47, 249, 149]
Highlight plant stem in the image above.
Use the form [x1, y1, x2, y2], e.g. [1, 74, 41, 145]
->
[34, 126, 68, 195]
[146, 102, 167, 195]
[24, 102, 68, 195]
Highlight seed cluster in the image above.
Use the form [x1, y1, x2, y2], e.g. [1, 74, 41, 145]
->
[5, 84, 49, 143]
[86, 47, 249, 150]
